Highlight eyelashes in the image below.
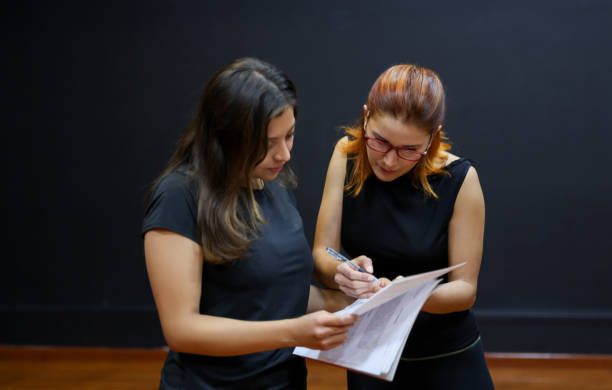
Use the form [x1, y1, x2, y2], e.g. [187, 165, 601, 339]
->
[267, 131, 295, 149]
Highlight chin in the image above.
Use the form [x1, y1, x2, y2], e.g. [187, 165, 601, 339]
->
[255, 171, 279, 182]
[374, 173, 397, 182]
[263, 173, 279, 181]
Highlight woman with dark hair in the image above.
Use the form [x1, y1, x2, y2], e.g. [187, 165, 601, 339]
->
[313, 64, 494, 389]
[142, 57, 356, 389]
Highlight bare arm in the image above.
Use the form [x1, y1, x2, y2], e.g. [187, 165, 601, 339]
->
[420, 167, 485, 313]
[307, 285, 355, 313]
[312, 138, 380, 297]
[145, 229, 357, 356]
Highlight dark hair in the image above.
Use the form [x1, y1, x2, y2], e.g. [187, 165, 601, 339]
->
[343, 64, 451, 198]
[148, 57, 298, 263]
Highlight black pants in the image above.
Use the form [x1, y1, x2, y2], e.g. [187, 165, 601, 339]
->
[347, 339, 494, 389]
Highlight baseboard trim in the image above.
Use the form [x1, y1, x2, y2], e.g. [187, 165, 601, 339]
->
[2, 346, 611, 369]
[2, 308, 611, 353]
[0, 346, 168, 360]
[485, 352, 612, 368]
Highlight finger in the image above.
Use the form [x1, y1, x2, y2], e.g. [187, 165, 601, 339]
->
[318, 313, 358, 327]
[337, 277, 378, 295]
[337, 262, 375, 282]
[336, 262, 372, 281]
[321, 324, 354, 337]
[332, 314, 359, 325]
[338, 285, 361, 299]
[338, 284, 376, 299]
[320, 332, 351, 350]
[377, 278, 392, 288]
[335, 273, 376, 291]
[359, 292, 376, 299]
[351, 255, 374, 274]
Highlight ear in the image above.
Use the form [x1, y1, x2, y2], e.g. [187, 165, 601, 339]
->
[363, 104, 369, 117]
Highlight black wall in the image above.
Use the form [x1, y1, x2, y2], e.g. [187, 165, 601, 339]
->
[3, 1, 611, 353]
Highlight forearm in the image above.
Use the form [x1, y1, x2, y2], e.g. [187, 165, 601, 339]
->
[308, 285, 354, 313]
[420, 280, 477, 314]
[312, 247, 341, 288]
[163, 313, 296, 356]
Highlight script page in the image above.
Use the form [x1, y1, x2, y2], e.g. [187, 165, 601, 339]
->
[315, 279, 439, 378]
[294, 263, 464, 381]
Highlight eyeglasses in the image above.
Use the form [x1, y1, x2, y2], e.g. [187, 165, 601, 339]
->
[363, 117, 433, 161]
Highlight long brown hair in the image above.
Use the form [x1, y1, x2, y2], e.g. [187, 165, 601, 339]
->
[343, 64, 451, 198]
[147, 58, 297, 263]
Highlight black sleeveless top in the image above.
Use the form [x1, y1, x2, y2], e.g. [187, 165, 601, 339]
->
[341, 158, 480, 358]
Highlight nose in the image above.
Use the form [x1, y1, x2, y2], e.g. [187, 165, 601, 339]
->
[274, 141, 291, 163]
[382, 149, 398, 167]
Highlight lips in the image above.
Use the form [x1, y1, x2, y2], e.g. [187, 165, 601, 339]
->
[268, 166, 283, 173]
[379, 166, 397, 174]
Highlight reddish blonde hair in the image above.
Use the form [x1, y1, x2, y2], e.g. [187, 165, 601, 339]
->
[342, 64, 451, 198]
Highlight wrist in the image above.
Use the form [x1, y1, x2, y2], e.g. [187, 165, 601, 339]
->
[280, 318, 299, 347]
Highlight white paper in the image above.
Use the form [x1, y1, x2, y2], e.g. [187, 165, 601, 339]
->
[294, 262, 464, 381]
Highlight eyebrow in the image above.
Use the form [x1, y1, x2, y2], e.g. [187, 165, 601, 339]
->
[370, 129, 422, 148]
[268, 124, 295, 140]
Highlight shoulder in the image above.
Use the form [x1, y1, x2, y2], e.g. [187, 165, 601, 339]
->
[147, 171, 197, 215]
[317, 137, 350, 200]
[148, 168, 197, 205]
[442, 152, 477, 178]
[444, 152, 461, 166]
[328, 137, 349, 176]
[156, 168, 194, 191]
[153, 169, 193, 195]
[336, 136, 350, 149]
[143, 168, 200, 242]
[454, 161, 484, 210]
[332, 136, 350, 164]
[431, 153, 481, 202]
[333, 136, 350, 159]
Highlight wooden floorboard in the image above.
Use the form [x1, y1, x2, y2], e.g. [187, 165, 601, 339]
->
[1, 347, 611, 389]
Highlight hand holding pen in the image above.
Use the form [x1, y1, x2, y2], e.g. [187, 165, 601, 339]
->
[326, 248, 382, 298]
[326, 247, 377, 280]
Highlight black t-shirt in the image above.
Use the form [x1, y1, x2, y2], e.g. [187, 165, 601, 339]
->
[142, 167, 313, 389]
[341, 158, 480, 358]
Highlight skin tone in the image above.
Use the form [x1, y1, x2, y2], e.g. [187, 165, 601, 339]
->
[145, 106, 356, 356]
[251, 106, 295, 183]
[364, 113, 430, 183]
[313, 105, 486, 314]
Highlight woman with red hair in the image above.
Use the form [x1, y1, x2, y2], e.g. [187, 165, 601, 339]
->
[313, 64, 494, 389]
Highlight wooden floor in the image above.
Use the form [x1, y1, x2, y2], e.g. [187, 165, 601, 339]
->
[1, 347, 611, 389]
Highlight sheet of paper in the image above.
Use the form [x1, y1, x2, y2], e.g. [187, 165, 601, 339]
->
[295, 278, 439, 380]
[294, 262, 464, 381]
[350, 262, 465, 315]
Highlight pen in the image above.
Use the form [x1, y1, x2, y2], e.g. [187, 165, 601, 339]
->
[326, 247, 377, 281]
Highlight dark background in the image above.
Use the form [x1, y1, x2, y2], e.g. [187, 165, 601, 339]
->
[3, 1, 611, 353]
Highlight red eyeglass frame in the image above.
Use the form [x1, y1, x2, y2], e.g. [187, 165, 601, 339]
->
[362, 116, 433, 161]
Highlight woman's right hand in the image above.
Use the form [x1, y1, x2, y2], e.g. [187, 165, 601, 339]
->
[291, 311, 358, 350]
[334, 255, 391, 298]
